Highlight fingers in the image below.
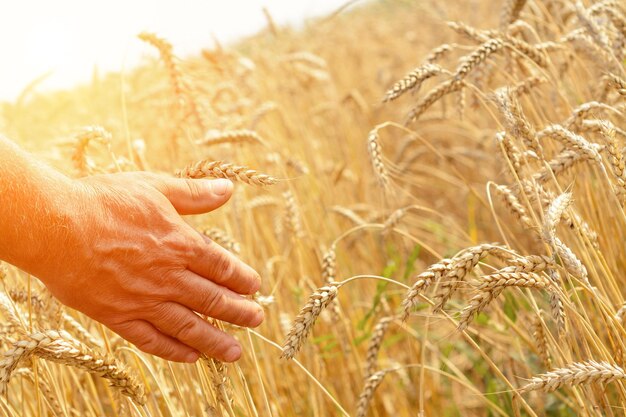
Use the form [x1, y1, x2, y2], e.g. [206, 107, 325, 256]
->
[151, 302, 243, 362]
[150, 175, 234, 215]
[188, 236, 261, 295]
[172, 270, 264, 328]
[111, 319, 200, 363]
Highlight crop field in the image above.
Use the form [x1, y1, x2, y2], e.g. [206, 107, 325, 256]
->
[1, 0, 626, 416]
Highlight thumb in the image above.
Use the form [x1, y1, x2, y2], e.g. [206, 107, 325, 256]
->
[155, 177, 234, 215]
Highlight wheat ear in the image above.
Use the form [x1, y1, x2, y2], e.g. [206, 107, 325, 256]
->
[433, 243, 514, 312]
[0, 330, 146, 405]
[175, 160, 278, 186]
[402, 260, 452, 319]
[356, 370, 388, 417]
[281, 285, 338, 359]
[520, 360, 626, 393]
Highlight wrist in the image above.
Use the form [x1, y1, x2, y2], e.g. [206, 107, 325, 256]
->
[1, 169, 86, 282]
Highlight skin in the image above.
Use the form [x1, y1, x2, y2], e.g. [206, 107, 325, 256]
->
[0, 136, 263, 363]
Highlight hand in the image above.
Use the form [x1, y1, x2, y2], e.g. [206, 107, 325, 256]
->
[36, 172, 263, 363]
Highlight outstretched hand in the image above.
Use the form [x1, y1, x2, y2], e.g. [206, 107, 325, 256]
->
[36, 172, 263, 363]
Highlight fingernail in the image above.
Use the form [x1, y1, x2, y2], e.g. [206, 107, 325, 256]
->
[185, 352, 200, 363]
[224, 344, 241, 362]
[211, 179, 232, 196]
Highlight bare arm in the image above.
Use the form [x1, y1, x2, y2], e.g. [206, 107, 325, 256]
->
[0, 136, 263, 363]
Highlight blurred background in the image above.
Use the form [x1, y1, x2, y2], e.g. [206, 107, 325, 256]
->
[0, 0, 351, 101]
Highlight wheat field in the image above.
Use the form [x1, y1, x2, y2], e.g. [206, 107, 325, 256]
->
[1, 0, 626, 416]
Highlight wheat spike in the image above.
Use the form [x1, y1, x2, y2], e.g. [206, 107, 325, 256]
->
[175, 160, 278, 186]
[281, 285, 338, 359]
[424, 44, 455, 63]
[493, 184, 533, 227]
[542, 192, 572, 242]
[356, 370, 388, 417]
[364, 317, 393, 379]
[367, 127, 389, 188]
[433, 243, 513, 312]
[0, 330, 145, 405]
[203, 356, 234, 412]
[520, 361, 626, 393]
[500, 0, 528, 31]
[405, 78, 465, 123]
[402, 260, 452, 319]
[599, 122, 626, 203]
[283, 190, 305, 239]
[196, 129, 267, 147]
[203, 228, 241, 255]
[530, 312, 552, 368]
[321, 245, 337, 284]
[536, 125, 602, 164]
[455, 39, 505, 80]
[383, 64, 446, 102]
[458, 272, 554, 331]
[494, 88, 542, 156]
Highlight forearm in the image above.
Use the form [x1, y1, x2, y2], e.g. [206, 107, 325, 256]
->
[0, 136, 78, 276]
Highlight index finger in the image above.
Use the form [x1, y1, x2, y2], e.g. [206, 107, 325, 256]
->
[187, 235, 261, 295]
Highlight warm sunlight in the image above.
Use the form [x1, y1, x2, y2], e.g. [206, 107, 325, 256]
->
[1, 1, 625, 416]
[0, 0, 345, 100]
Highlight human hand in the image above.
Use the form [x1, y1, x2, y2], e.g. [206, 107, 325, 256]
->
[35, 172, 263, 363]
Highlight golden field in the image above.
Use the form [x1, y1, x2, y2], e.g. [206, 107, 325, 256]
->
[1, 0, 626, 416]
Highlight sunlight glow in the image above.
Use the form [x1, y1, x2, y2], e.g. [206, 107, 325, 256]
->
[0, 0, 348, 101]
